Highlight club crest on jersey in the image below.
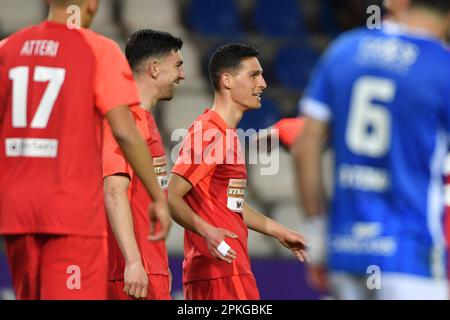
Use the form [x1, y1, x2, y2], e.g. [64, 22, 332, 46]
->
[153, 156, 168, 190]
[227, 179, 246, 212]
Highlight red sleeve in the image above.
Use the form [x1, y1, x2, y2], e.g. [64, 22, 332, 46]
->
[0, 37, 8, 123]
[172, 124, 225, 187]
[81, 30, 140, 115]
[102, 119, 133, 179]
[273, 117, 306, 148]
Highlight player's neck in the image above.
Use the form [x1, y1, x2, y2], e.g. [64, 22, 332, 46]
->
[400, 8, 448, 39]
[211, 94, 244, 128]
[137, 82, 158, 111]
[47, 6, 90, 28]
[47, 8, 70, 26]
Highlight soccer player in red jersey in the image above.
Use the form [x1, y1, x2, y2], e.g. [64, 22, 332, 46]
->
[0, 0, 170, 300]
[103, 29, 185, 300]
[168, 43, 309, 300]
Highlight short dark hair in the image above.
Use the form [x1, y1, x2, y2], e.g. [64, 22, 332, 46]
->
[125, 29, 183, 73]
[208, 43, 260, 91]
[410, 0, 450, 13]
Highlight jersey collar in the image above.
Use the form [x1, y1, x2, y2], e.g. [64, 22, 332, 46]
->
[203, 109, 230, 131]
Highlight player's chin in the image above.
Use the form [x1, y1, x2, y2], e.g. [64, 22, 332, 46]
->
[161, 92, 175, 101]
[248, 98, 262, 109]
[252, 102, 262, 109]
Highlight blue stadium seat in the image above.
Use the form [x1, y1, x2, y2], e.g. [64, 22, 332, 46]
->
[238, 98, 283, 132]
[253, 0, 305, 38]
[186, 0, 243, 36]
[273, 45, 320, 91]
[319, 0, 342, 36]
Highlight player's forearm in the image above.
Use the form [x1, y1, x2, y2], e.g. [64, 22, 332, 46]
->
[104, 179, 142, 265]
[293, 123, 326, 217]
[168, 194, 213, 237]
[243, 203, 286, 239]
[106, 106, 165, 203]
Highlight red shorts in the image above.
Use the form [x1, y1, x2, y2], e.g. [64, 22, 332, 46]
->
[108, 274, 171, 300]
[4, 234, 107, 300]
[184, 274, 260, 300]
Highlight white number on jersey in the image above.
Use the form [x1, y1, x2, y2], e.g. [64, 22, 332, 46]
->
[9, 66, 66, 128]
[346, 76, 396, 157]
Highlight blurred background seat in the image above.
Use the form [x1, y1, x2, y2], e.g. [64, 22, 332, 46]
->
[253, 0, 305, 38]
[186, 0, 243, 37]
[273, 45, 320, 91]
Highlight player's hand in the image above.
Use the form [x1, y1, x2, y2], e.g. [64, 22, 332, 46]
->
[277, 228, 309, 262]
[124, 262, 148, 299]
[148, 200, 172, 241]
[306, 264, 329, 293]
[204, 226, 238, 263]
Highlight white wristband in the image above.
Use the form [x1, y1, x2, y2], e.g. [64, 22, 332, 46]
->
[304, 215, 327, 265]
[217, 241, 231, 257]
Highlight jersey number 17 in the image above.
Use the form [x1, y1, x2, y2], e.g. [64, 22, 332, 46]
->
[9, 66, 66, 129]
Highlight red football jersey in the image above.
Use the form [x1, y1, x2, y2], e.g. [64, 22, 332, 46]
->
[273, 117, 305, 148]
[0, 21, 140, 236]
[172, 109, 253, 283]
[103, 106, 169, 280]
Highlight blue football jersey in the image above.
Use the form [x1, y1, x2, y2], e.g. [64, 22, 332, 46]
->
[300, 22, 450, 278]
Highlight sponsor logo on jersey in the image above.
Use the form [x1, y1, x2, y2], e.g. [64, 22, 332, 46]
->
[153, 156, 168, 190]
[227, 179, 246, 212]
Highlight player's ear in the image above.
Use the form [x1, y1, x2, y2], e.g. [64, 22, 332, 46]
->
[147, 59, 159, 79]
[221, 73, 232, 90]
[87, 0, 99, 16]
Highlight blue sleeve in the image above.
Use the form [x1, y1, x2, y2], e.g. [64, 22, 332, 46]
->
[299, 51, 334, 122]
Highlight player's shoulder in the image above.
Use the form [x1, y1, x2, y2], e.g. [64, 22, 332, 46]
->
[183, 111, 218, 138]
[415, 37, 450, 79]
[78, 28, 122, 53]
[431, 42, 450, 64]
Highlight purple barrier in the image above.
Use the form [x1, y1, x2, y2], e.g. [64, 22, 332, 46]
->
[0, 251, 15, 300]
[0, 253, 12, 287]
[168, 256, 321, 300]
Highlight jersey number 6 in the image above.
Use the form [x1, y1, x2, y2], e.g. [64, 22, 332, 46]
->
[346, 76, 396, 157]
